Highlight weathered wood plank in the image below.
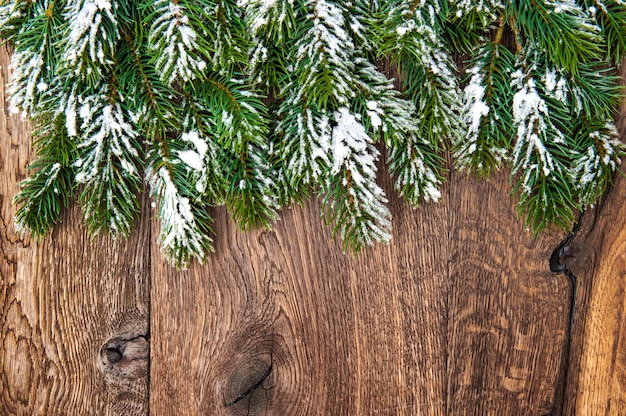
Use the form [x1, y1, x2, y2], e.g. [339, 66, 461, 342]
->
[564, 174, 626, 415]
[0, 46, 150, 416]
[150, 161, 572, 414]
[149, 169, 451, 415]
[561, 64, 626, 416]
[447, 172, 566, 415]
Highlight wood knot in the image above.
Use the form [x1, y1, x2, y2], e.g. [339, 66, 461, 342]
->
[224, 356, 274, 414]
[98, 332, 149, 380]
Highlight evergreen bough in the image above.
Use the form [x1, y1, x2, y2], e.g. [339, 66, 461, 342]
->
[1, 0, 624, 268]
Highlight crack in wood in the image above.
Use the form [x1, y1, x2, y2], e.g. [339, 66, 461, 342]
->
[225, 365, 273, 409]
[549, 211, 585, 415]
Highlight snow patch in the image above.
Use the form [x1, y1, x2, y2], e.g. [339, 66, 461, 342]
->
[178, 131, 208, 171]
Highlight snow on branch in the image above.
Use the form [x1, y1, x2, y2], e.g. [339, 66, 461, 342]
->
[62, 0, 119, 77]
[148, 0, 207, 84]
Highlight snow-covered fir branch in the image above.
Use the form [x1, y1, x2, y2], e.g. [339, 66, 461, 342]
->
[147, 0, 207, 84]
[454, 43, 515, 176]
[289, 0, 356, 107]
[0, 0, 31, 41]
[509, 0, 602, 75]
[202, 0, 250, 75]
[9, 45, 47, 118]
[450, 0, 503, 28]
[177, 116, 226, 200]
[147, 145, 215, 269]
[323, 108, 392, 251]
[345, 0, 378, 51]
[511, 63, 568, 186]
[193, 76, 278, 229]
[587, 0, 626, 62]
[62, 0, 119, 78]
[376, 0, 465, 147]
[224, 141, 280, 229]
[12, 105, 78, 236]
[572, 122, 625, 207]
[71, 88, 143, 235]
[277, 0, 357, 186]
[278, 101, 332, 187]
[5, 0, 626, 267]
[354, 58, 443, 204]
[149, 166, 214, 268]
[239, 0, 297, 89]
[14, 161, 69, 235]
[510, 50, 579, 231]
[387, 135, 443, 204]
[7, 0, 64, 118]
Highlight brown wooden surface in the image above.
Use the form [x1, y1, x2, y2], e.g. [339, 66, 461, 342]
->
[1, 47, 150, 415]
[1, 44, 626, 415]
[560, 63, 626, 416]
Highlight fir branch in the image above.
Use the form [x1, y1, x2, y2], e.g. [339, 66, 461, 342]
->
[387, 132, 443, 205]
[345, 0, 378, 53]
[239, 0, 297, 91]
[510, 48, 578, 232]
[118, 26, 182, 135]
[13, 114, 76, 237]
[223, 142, 279, 229]
[454, 41, 516, 177]
[147, 145, 215, 269]
[445, 0, 502, 52]
[120, 15, 215, 266]
[584, 0, 626, 63]
[8, 0, 64, 117]
[179, 95, 229, 202]
[61, 0, 120, 81]
[264, 122, 309, 206]
[375, 0, 465, 148]
[0, 0, 33, 41]
[571, 120, 625, 207]
[14, 161, 73, 237]
[145, 0, 209, 84]
[402, 58, 463, 147]
[353, 57, 444, 204]
[567, 65, 622, 120]
[509, 0, 603, 75]
[277, 0, 356, 187]
[322, 108, 392, 252]
[201, 76, 267, 152]
[193, 74, 279, 229]
[449, 0, 503, 31]
[203, 0, 250, 74]
[277, 99, 331, 189]
[279, 0, 397, 248]
[287, 0, 357, 108]
[72, 86, 143, 236]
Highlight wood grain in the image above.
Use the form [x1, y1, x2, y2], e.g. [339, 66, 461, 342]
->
[0, 46, 150, 416]
[149, 167, 451, 415]
[150, 162, 570, 414]
[563, 176, 626, 415]
[561, 62, 626, 416]
[447, 172, 566, 415]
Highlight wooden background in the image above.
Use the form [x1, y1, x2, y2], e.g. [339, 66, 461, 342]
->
[2, 45, 626, 415]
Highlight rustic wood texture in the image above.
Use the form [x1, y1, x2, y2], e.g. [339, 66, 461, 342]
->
[149, 168, 452, 415]
[0, 46, 150, 416]
[562, 175, 626, 416]
[149, 164, 572, 415]
[560, 62, 626, 416]
[447, 172, 568, 415]
[2, 45, 626, 415]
